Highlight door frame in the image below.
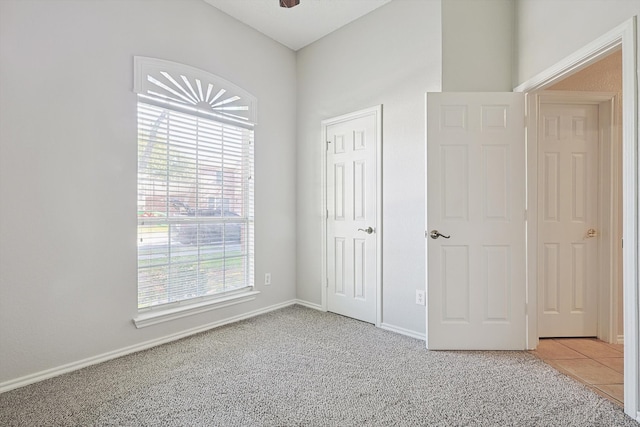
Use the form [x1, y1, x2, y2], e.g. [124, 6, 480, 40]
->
[320, 105, 383, 327]
[515, 17, 637, 418]
[532, 91, 620, 341]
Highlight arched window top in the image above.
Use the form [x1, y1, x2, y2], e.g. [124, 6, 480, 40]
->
[134, 56, 257, 128]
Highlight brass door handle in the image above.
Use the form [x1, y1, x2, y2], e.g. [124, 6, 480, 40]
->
[586, 228, 598, 238]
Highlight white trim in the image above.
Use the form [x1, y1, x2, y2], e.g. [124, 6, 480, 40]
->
[1, 299, 297, 394]
[379, 323, 426, 341]
[294, 299, 325, 311]
[524, 91, 538, 351]
[133, 291, 261, 328]
[598, 94, 622, 345]
[321, 116, 328, 314]
[621, 18, 639, 419]
[516, 17, 637, 418]
[597, 94, 622, 345]
[320, 105, 383, 327]
[424, 92, 429, 346]
[535, 91, 619, 104]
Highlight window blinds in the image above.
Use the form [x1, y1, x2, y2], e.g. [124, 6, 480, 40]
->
[137, 102, 254, 309]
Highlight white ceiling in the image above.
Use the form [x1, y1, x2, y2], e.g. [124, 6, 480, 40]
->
[202, 0, 393, 51]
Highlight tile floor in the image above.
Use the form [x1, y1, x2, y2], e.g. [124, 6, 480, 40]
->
[530, 338, 624, 406]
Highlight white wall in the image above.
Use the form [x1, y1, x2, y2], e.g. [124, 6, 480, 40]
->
[295, 0, 442, 335]
[0, 0, 297, 385]
[515, 0, 640, 86]
[442, 0, 514, 91]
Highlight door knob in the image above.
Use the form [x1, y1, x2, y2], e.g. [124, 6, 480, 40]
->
[429, 230, 450, 240]
[358, 227, 374, 235]
[586, 228, 598, 238]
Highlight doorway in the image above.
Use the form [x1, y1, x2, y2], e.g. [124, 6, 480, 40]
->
[535, 90, 621, 341]
[515, 18, 636, 417]
[321, 105, 382, 325]
[529, 49, 625, 409]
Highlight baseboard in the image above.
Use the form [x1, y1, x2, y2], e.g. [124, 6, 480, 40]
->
[617, 334, 624, 345]
[0, 299, 297, 394]
[294, 304, 426, 343]
[294, 299, 325, 311]
[380, 322, 426, 341]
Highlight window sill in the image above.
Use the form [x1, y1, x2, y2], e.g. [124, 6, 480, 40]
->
[133, 290, 260, 329]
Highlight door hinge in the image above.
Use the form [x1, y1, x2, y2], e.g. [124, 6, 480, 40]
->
[326, 277, 329, 288]
[326, 140, 331, 151]
[326, 209, 329, 219]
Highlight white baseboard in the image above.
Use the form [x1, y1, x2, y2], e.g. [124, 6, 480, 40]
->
[294, 303, 425, 342]
[617, 334, 624, 345]
[295, 302, 424, 342]
[0, 299, 297, 394]
[294, 299, 325, 311]
[380, 322, 426, 341]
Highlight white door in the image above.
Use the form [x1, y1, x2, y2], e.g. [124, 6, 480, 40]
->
[538, 102, 599, 337]
[325, 107, 380, 324]
[426, 93, 526, 350]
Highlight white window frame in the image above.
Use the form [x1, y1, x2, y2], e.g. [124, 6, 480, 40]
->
[133, 57, 257, 328]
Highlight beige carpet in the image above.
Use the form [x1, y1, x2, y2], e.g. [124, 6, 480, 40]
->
[0, 305, 637, 426]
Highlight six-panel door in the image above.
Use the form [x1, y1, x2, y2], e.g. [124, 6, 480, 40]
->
[326, 111, 378, 324]
[426, 92, 526, 350]
[538, 103, 599, 337]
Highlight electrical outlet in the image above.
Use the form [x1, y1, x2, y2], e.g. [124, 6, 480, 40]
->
[264, 273, 271, 286]
[415, 290, 425, 306]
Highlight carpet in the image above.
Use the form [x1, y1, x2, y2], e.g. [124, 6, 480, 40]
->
[0, 305, 636, 426]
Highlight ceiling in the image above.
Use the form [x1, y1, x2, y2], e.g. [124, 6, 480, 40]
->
[202, 0, 393, 51]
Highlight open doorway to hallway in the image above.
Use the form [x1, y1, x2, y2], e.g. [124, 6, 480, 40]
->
[532, 48, 623, 406]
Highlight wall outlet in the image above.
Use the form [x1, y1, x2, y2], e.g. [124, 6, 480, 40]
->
[415, 290, 425, 306]
[264, 273, 271, 286]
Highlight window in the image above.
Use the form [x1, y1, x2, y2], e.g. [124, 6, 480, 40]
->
[135, 57, 256, 311]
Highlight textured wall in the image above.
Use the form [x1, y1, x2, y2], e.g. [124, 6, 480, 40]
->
[549, 50, 622, 92]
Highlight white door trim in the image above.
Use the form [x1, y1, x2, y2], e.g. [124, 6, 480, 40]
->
[533, 91, 619, 342]
[320, 105, 383, 327]
[515, 17, 637, 419]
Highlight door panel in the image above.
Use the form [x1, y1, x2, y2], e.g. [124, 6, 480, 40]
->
[427, 92, 526, 350]
[538, 103, 599, 337]
[326, 110, 378, 324]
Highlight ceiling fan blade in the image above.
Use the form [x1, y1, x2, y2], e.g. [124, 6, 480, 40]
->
[279, 0, 300, 8]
